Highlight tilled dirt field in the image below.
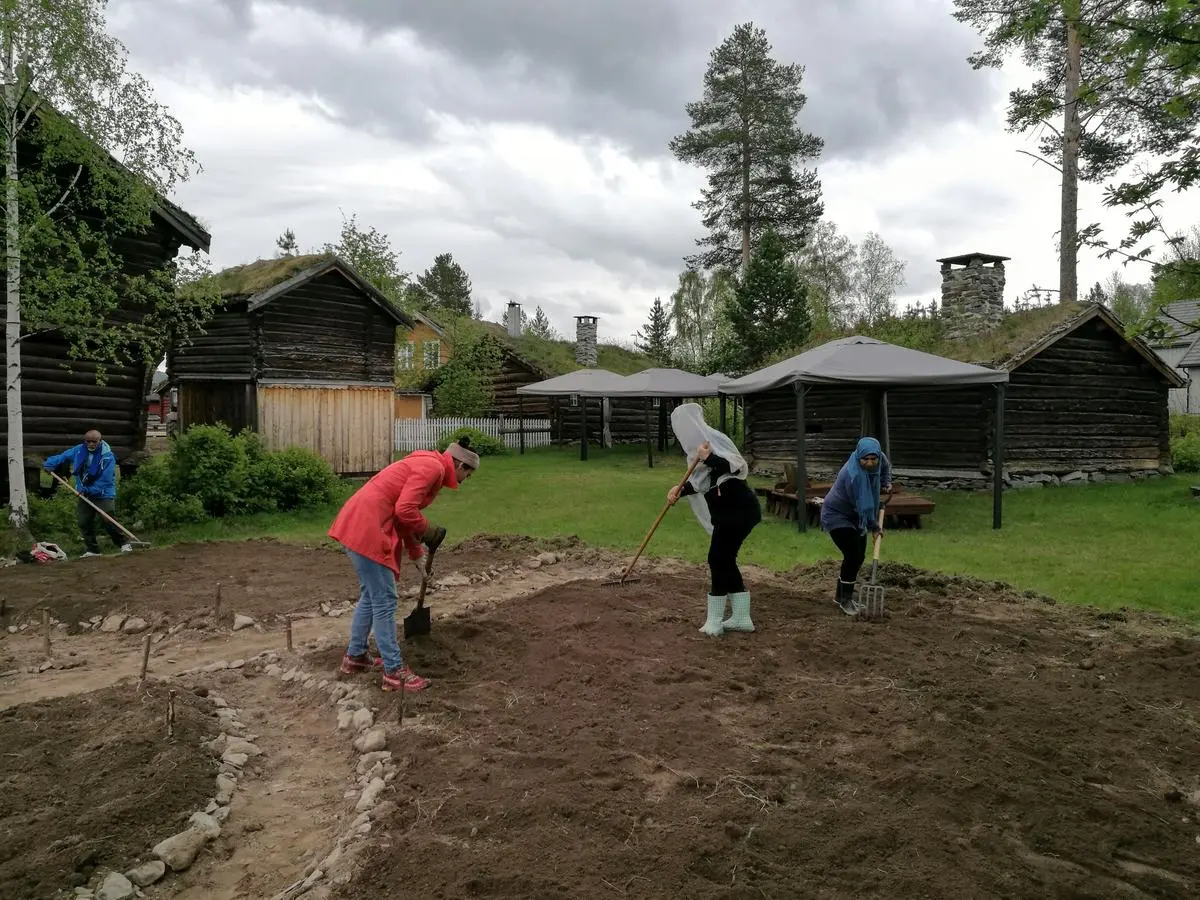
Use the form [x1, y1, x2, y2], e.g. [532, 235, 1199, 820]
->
[0, 682, 217, 898]
[0, 537, 1197, 899]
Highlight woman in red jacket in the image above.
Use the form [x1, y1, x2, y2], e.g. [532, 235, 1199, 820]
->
[328, 437, 479, 692]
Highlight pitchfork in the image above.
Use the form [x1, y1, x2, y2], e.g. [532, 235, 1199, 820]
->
[858, 507, 886, 620]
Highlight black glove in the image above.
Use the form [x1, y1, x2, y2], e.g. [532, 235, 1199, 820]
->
[422, 524, 447, 555]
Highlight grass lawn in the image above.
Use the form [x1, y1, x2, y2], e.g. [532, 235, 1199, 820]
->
[138, 445, 1200, 621]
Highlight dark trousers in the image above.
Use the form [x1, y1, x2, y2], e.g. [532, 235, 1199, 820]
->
[829, 527, 868, 583]
[78, 497, 124, 553]
[708, 517, 758, 595]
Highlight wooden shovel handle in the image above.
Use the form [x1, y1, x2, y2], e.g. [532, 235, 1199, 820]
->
[872, 507, 885, 561]
[617, 455, 704, 583]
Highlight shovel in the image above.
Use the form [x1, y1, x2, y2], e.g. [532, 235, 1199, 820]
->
[403, 526, 445, 639]
[50, 471, 151, 549]
[858, 508, 886, 620]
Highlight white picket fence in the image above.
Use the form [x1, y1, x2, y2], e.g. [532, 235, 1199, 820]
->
[394, 416, 553, 453]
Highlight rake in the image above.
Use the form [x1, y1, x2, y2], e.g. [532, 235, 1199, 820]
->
[857, 508, 886, 620]
[50, 471, 151, 549]
[602, 455, 702, 588]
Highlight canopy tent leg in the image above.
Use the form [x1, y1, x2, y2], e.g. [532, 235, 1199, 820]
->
[518, 393, 525, 455]
[644, 398, 653, 468]
[580, 398, 588, 462]
[879, 390, 890, 458]
[993, 382, 1005, 529]
[719, 394, 727, 432]
[794, 382, 808, 533]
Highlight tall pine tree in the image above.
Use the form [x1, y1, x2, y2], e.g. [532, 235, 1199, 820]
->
[726, 229, 810, 370]
[669, 22, 824, 272]
[412, 252, 473, 317]
[634, 297, 673, 365]
[527, 305, 556, 339]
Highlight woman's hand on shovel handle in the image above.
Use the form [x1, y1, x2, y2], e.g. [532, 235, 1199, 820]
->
[696, 441, 711, 461]
[667, 485, 681, 506]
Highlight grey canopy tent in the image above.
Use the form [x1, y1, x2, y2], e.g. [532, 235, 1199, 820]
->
[516, 368, 630, 460]
[718, 336, 1010, 531]
[601, 367, 721, 467]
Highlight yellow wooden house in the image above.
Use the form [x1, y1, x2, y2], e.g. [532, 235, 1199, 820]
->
[395, 311, 450, 419]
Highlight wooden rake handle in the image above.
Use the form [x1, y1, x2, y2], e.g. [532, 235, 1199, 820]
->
[616, 455, 704, 584]
[49, 471, 143, 545]
[871, 507, 885, 561]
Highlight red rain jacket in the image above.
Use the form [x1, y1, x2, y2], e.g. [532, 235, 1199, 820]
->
[327, 449, 459, 575]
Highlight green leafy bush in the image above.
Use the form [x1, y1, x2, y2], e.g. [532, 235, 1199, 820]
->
[435, 426, 507, 456]
[1170, 413, 1200, 440]
[114, 425, 342, 529]
[1170, 432, 1200, 473]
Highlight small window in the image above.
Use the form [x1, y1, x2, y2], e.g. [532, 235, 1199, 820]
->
[397, 341, 414, 370]
[423, 340, 441, 369]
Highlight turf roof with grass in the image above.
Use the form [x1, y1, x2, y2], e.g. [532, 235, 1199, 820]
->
[205, 253, 335, 298]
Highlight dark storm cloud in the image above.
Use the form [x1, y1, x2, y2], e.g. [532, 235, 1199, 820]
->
[125, 0, 1001, 162]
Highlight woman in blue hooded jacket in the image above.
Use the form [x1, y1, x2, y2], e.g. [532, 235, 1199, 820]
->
[819, 437, 892, 615]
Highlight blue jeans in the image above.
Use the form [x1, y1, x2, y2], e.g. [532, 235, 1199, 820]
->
[345, 549, 405, 673]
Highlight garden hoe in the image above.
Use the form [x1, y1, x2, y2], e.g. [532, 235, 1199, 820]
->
[50, 471, 151, 550]
[602, 455, 703, 589]
[858, 508, 887, 620]
[403, 525, 446, 639]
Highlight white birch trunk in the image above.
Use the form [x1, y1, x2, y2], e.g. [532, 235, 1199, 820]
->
[3, 46, 29, 531]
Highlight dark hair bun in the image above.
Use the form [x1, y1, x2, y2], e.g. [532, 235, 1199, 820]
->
[457, 436, 472, 450]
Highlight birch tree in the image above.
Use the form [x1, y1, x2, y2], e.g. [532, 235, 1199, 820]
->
[2, 0, 205, 531]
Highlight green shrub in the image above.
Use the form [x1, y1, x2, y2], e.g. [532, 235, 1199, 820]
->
[167, 423, 249, 516]
[120, 426, 343, 528]
[118, 455, 208, 528]
[435, 426, 507, 456]
[249, 446, 341, 510]
[29, 491, 81, 546]
[1170, 431, 1200, 473]
[1170, 413, 1200, 439]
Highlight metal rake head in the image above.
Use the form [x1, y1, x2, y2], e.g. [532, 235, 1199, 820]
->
[600, 575, 642, 588]
[857, 584, 886, 621]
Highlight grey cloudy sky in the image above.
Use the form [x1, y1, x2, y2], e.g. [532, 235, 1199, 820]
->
[109, 0, 1200, 344]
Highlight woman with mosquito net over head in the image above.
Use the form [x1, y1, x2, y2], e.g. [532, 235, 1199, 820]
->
[666, 403, 763, 636]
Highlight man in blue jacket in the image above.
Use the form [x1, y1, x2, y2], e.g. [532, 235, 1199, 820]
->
[43, 429, 131, 557]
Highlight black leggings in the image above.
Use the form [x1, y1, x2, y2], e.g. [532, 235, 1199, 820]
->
[829, 527, 868, 583]
[708, 520, 756, 594]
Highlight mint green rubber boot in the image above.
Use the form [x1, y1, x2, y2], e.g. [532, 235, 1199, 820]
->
[699, 594, 726, 636]
[721, 591, 755, 632]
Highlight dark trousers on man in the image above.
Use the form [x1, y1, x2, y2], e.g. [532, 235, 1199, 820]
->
[78, 496, 124, 553]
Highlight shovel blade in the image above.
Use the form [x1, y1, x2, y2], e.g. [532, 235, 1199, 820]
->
[403, 606, 431, 639]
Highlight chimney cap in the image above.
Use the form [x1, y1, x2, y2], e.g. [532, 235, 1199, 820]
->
[574, 315, 598, 323]
[937, 252, 1010, 267]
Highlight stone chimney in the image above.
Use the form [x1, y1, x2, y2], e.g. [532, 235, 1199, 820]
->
[505, 301, 522, 338]
[938, 252, 1008, 339]
[574, 315, 598, 367]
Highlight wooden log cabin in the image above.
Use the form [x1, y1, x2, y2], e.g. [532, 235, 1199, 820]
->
[740, 301, 1183, 487]
[168, 254, 412, 475]
[0, 105, 212, 496]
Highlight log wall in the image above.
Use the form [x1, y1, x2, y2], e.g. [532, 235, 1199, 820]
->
[1003, 317, 1170, 474]
[168, 305, 253, 379]
[489, 353, 551, 417]
[257, 272, 395, 383]
[1, 221, 184, 491]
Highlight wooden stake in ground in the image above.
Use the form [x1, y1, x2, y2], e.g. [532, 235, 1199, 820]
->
[1, 595, 7, 617]
[214, 582, 222, 616]
[167, 689, 177, 740]
[41, 608, 50, 657]
[137, 634, 152, 690]
[286, 616, 293, 652]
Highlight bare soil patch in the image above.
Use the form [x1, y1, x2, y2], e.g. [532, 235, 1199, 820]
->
[334, 567, 1200, 899]
[0, 682, 217, 899]
[0, 534, 565, 633]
